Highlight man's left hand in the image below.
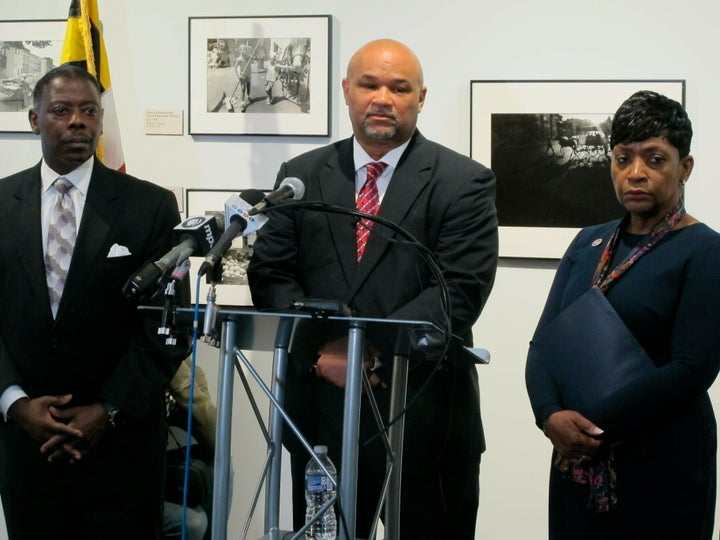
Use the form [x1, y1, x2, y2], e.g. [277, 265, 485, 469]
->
[41, 402, 109, 463]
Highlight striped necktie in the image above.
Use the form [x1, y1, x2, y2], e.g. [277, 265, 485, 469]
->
[356, 161, 387, 263]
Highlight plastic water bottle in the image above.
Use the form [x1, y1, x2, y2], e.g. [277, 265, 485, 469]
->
[304, 445, 337, 540]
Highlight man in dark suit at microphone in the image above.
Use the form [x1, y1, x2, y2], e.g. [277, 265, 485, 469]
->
[0, 64, 189, 539]
[248, 39, 498, 539]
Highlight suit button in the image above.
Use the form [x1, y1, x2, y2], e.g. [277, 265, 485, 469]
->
[49, 337, 59, 348]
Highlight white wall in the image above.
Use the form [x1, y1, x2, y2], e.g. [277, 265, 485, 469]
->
[2, 0, 720, 538]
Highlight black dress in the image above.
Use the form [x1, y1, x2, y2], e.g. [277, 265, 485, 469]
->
[526, 220, 720, 540]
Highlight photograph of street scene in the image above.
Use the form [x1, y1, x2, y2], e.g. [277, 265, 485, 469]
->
[491, 112, 625, 228]
[0, 37, 60, 112]
[205, 37, 310, 114]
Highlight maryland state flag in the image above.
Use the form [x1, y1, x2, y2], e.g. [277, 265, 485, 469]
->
[60, 0, 126, 172]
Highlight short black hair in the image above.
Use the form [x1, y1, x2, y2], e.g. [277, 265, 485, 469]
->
[610, 90, 692, 158]
[32, 64, 103, 107]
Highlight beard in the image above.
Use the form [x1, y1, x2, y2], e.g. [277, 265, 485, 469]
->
[362, 122, 398, 140]
[361, 109, 398, 140]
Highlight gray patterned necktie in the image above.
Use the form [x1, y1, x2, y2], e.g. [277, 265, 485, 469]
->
[45, 177, 77, 317]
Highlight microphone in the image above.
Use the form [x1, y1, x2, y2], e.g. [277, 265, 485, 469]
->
[123, 214, 223, 301]
[198, 189, 267, 277]
[222, 189, 267, 234]
[247, 177, 305, 216]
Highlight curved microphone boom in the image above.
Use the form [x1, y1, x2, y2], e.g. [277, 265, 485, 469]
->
[197, 189, 267, 277]
[247, 177, 305, 216]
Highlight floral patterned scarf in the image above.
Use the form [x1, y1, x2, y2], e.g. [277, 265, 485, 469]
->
[564, 197, 685, 512]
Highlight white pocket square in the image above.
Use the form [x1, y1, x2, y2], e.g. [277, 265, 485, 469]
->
[107, 243, 132, 258]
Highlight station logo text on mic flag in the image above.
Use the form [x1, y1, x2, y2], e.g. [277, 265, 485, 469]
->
[60, 0, 126, 172]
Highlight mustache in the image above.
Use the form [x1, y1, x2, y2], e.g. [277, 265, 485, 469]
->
[365, 107, 396, 120]
[62, 133, 92, 144]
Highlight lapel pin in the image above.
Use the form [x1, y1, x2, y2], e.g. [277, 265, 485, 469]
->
[591, 238, 603, 247]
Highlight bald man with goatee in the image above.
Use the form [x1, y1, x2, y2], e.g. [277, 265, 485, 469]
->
[249, 39, 498, 539]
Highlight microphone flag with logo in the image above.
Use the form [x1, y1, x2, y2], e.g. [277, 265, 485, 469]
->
[123, 215, 222, 301]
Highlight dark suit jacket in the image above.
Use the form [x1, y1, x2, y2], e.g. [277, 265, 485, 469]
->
[0, 159, 188, 500]
[248, 131, 498, 473]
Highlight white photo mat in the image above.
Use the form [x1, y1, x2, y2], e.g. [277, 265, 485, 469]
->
[185, 188, 236, 219]
[470, 80, 685, 258]
[188, 15, 331, 136]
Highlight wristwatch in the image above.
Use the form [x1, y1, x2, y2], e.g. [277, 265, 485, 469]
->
[102, 403, 123, 428]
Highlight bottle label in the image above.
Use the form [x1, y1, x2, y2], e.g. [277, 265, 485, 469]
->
[305, 473, 336, 493]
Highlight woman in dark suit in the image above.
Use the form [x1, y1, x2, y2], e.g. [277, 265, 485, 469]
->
[526, 91, 720, 539]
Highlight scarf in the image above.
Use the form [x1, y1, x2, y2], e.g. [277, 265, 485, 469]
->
[565, 197, 686, 512]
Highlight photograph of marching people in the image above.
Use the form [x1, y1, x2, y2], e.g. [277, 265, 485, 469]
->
[205, 36, 310, 114]
[188, 15, 329, 136]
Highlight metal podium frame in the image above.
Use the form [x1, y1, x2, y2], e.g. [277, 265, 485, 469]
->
[160, 306, 488, 540]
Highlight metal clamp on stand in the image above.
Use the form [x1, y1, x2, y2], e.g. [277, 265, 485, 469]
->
[157, 259, 191, 346]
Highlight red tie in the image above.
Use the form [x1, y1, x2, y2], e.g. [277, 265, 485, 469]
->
[356, 161, 388, 263]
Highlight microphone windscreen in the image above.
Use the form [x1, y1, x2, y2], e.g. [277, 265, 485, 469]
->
[280, 177, 305, 199]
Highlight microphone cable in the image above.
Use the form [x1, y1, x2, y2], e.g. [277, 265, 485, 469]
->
[179, 272, 204, 540]
[252, 200, 454, 448]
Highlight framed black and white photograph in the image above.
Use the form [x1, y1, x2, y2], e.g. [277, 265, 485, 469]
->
[188, 15, 331, 137]
[470, 80, 685, 258]
[0, 19, 65, 132]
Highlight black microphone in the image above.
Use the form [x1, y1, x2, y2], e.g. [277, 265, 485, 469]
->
[198, 190, 266, 277]
[247, 177, 305, 216]
[123, 214, 223, 301]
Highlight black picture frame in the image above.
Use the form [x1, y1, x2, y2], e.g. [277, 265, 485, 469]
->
[188, 15, 331, 136]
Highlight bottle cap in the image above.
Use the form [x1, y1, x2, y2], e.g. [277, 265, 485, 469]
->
[313, 445, 328, 454]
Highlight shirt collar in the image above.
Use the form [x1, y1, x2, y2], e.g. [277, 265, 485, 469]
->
[352, 138, 410, 173]
[41, 156, 93, 196]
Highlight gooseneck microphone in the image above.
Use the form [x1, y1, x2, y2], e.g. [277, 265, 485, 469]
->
[123, 214, 223, 301]
[247, 177, 305, 216]
[197, 189, 266, 277]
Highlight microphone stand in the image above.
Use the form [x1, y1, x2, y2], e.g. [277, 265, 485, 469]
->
[202, 284, 218, 346]
[158, 279, 179, 346]
[158, 259, 192, 346]
[201, 259, 225, 347]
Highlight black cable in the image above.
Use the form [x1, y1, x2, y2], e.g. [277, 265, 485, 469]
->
[254, 200, 455, 445]
[256, 200, 452, 330]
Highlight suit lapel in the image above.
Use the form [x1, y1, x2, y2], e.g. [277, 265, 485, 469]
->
[55, 162, 118, 322]
[11, 165, 53, 316]
[316, 140, 359, 284]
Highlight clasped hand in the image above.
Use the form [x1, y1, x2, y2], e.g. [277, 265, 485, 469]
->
[9, 395, 109, 463]
[314, 337, 387, 390]
[542, 410, 604, 471]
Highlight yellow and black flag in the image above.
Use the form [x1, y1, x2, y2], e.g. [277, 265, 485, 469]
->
[60, 0, 126, 172]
